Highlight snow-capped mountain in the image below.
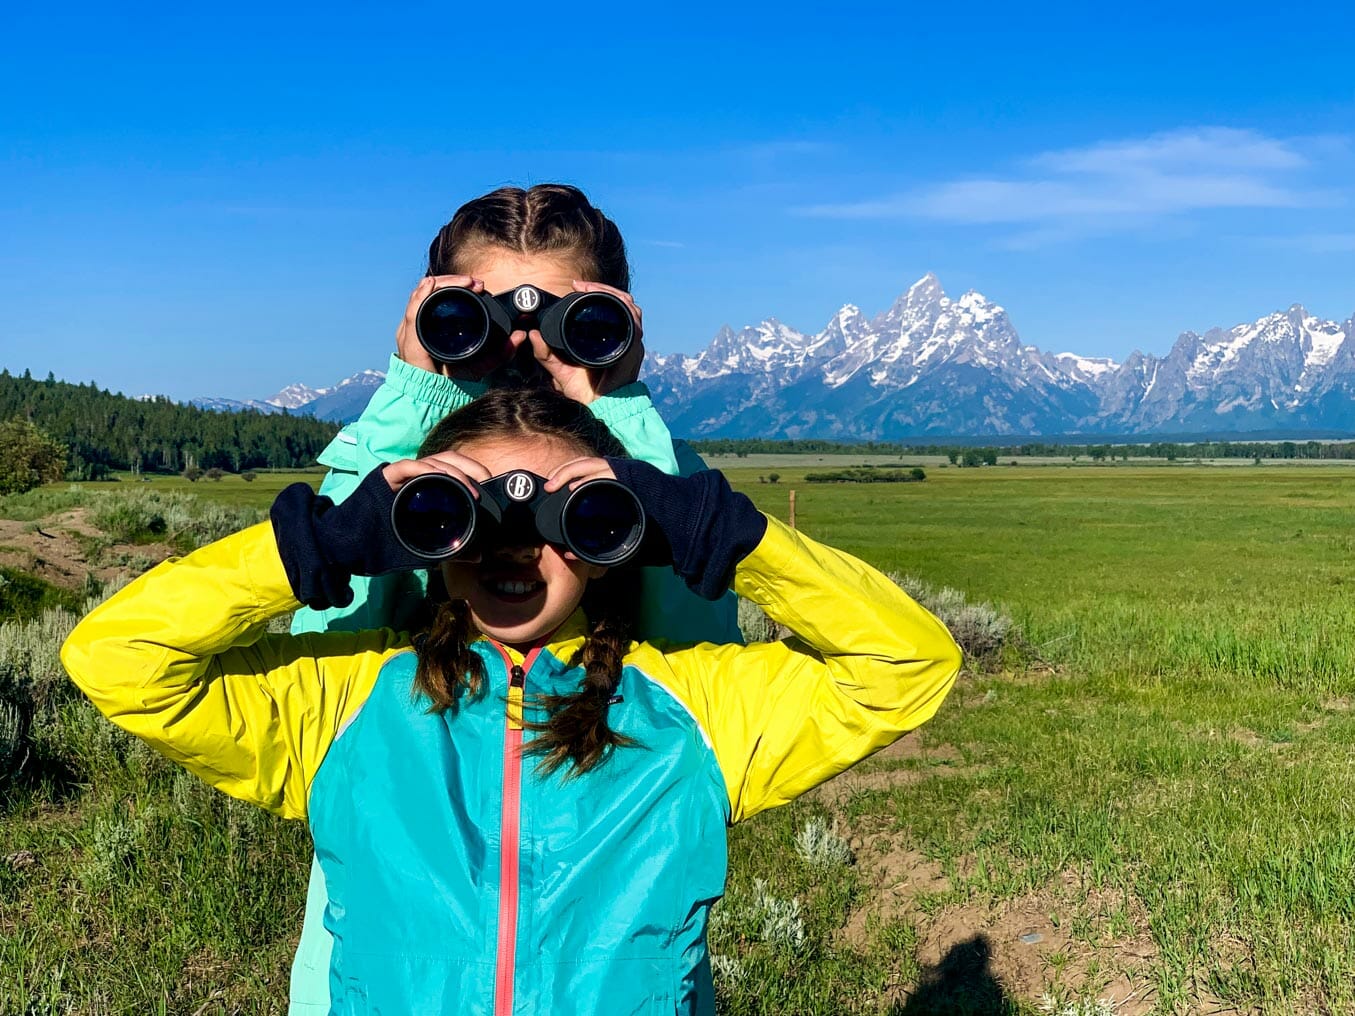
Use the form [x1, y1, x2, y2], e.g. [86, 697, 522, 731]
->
[187, 396, 288, 415]
[178, 370, 386, 423]
[272, 369, 386, 422]
[266, 382, 331, 410]
[643, 275, 1353, 438]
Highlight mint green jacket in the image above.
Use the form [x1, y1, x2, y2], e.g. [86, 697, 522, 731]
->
[287, 355, 740, 1012]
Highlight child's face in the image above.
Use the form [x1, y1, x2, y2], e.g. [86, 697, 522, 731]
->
[438, 435, 607, 650]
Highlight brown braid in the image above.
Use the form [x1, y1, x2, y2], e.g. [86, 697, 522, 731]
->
[413, 599, 485, 711]
[522, 570, 639, 776]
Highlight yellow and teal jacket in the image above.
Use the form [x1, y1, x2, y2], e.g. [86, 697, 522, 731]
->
[285, 359, 744, 1013]
[62, 517, 961, 1016]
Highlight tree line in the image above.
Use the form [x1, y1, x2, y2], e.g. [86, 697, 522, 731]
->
[691, 437, 1355, 462]
[0, 370, 338, 478]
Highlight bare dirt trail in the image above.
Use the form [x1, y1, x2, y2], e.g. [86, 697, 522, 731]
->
[0, 508, 172, 593]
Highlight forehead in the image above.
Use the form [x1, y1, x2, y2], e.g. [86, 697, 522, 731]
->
[462, 248, 586, 297]
[455, 435, 588, 478]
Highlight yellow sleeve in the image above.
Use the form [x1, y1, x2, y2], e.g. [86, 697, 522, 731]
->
[634, 517, 962, 823]
[60, 522, 405, 820]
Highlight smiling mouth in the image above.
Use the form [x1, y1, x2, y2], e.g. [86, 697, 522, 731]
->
[482, 577, 545, 602]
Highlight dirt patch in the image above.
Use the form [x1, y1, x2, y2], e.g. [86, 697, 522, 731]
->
[0, 509, 172, 594]
[933, 892, 1155, 1012]
[839, 842, 1161, 1014]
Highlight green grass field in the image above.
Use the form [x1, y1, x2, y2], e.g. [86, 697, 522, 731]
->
[4, 465, 1355, 1013]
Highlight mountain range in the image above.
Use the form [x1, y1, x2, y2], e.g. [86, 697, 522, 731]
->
[192, 276, 1354, 439]
[643, 274, 1355, 438]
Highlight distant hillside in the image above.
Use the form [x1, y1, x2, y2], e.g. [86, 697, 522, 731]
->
[0, 369, 338, 477]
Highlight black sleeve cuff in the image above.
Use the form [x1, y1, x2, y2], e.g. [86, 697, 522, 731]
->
[607, 459, 767, 600]
[269, 468, 427, 610]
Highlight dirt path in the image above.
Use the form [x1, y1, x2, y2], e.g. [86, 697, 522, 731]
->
[0, 508, 173, 593]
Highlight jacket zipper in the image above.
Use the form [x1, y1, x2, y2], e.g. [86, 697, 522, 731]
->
[493, 646, 539, 1016]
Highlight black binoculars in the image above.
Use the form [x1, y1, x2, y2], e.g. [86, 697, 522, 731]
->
[390, 469, 646, 567]
[415, 284, 635, 368]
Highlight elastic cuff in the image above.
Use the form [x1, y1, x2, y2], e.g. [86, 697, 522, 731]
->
[588, 382, 654, 427]
[384, 353, 486, 409]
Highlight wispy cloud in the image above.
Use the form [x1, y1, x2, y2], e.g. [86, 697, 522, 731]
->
[646, 239, 686, 248]
[1265, 232, 1355, 253]
[798, 128, 1344, 244]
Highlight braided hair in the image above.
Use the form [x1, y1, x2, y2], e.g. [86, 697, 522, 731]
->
[427, 183, 630, 291]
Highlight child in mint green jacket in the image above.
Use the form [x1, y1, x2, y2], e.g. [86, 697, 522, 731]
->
[286, 184, 739, 1013]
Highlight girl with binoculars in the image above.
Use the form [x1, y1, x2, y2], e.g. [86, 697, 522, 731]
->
[62, 384, 961, 1015]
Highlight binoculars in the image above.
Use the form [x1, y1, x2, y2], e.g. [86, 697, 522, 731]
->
[415, 284, 635, 368]
[390, 469, 646, 567]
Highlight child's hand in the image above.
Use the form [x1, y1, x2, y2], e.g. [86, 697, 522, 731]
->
[542, 456, 618, 492]
[527, 281, 644, 405]
[395, 276, 529, 381]
[382, 450, 493, 495]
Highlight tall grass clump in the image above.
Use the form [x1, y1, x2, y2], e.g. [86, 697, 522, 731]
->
[88, 491, 263, 551]
[0, 484, 90, 522]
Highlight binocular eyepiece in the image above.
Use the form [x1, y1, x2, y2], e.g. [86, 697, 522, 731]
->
[390, 469, 646, 568]
[415, 285, 635, 369]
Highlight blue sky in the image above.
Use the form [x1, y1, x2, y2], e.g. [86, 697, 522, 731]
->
[2, 1, 1353, 401]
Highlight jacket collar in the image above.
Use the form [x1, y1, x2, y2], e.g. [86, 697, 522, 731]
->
[475, 610, 589, 667]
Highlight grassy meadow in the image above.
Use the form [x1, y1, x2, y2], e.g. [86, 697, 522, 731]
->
[3, 462, 1355, 1013]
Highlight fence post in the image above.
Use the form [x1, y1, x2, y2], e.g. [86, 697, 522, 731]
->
[788, 489, 796, 530]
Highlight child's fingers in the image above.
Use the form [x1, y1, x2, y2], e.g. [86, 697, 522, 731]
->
[396, 276, 483, 372]
[543, 456, 615, 491]
[380, 453, 489, 493]
[419, 450, 493, 484]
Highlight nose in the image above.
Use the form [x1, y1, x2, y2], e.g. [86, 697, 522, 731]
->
[491, 543, 542, 565]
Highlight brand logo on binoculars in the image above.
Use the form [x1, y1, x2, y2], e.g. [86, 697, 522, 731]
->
[513, 287, 541, 313]
[504, 472, 536, 501]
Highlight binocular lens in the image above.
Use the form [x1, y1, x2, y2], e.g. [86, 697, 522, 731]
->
[391, 476, 477, 558]
[563, 295, 631, 367]
[563, 484, 645, 565]
[416, 289, 490, 362]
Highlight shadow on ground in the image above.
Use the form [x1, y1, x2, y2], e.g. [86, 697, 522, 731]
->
[892, 934, 1018, 1015]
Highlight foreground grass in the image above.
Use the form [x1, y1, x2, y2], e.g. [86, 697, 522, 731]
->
[4, 466, 1355, 1013]
[720, 465, 1355, 1013]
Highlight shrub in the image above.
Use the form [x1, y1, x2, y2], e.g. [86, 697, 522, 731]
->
[737, 598, 788, 643]
[205, 467, 225, 481]
[0, 418, 66, 495]
[241, 470, 257, 482]
[88, 492, 262, 550]
[794, 818, 853, 869]
[182, 465, 203, 482]
[711, 879, 809, 955]
[804, 467, 926, 483]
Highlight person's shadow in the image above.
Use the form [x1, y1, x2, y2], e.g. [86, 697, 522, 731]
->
[891, 934, 1015, 1015]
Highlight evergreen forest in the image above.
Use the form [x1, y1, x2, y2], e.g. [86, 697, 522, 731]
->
[0, 370, 338, 477]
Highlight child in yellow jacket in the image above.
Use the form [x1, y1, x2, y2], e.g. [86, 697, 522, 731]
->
[62, 386, 961, 1016]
